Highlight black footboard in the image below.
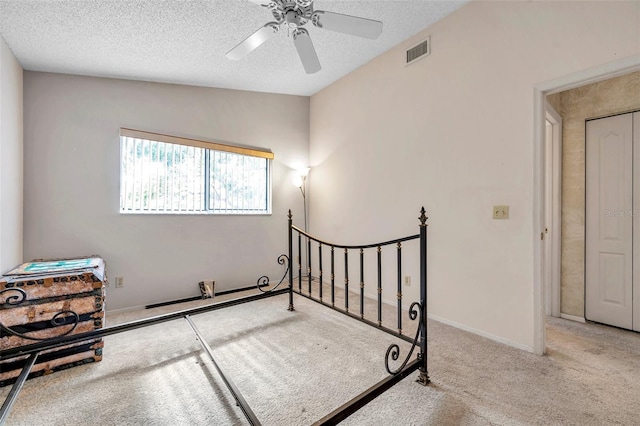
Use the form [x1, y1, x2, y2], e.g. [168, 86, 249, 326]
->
[258, 207, 430, 424]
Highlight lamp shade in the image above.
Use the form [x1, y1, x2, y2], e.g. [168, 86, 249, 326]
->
[298, 167, 311, 177]
[292, 175, 304, 188]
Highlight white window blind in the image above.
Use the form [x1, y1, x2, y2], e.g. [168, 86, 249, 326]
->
[119, 129, 272, 214]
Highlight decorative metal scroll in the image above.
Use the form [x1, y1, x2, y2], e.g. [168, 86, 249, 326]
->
[384, 301, 422, 375]
[1, 288, 27, 306]
[256, 254, 290, 293]
[0, 288, 80, 341]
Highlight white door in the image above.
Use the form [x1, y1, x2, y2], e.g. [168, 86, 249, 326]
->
[586, 113, 633, 329]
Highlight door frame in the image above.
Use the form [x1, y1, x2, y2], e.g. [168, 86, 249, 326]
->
[544, 102, 562, 318]
[533, 55, 640, 355]
[635, 112, 640, 332]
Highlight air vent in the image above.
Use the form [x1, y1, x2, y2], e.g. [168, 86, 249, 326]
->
[406, 37, 430, 65]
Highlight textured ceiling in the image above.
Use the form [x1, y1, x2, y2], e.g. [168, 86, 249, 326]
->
[0, 0, 468, 96]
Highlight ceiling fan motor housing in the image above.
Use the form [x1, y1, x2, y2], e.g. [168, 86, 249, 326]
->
[271, 1, 314, 24]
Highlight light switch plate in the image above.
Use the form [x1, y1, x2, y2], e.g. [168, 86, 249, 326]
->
[493, 205, 509, 219]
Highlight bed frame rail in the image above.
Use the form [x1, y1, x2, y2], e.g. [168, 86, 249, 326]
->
[0, 289, 287, 425]
[1, 208, 430, 425]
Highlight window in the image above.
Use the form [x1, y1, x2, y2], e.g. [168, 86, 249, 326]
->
[119, 129, 272, 214]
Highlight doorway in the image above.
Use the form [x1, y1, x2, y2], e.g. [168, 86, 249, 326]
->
[534, 56, 640, 355]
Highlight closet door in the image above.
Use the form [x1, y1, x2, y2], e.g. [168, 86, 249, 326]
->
[634, 112, 640, 332]
[585, 113, 633, 330]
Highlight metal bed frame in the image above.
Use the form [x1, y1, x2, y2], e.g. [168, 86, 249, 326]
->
[0, 208, 430, 425]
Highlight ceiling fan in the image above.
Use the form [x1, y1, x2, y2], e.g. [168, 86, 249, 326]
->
[225, 0, 383, 74]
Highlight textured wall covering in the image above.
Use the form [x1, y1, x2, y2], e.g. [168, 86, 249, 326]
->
[552, 71, 640, 317]
[546, 93, 560, 113]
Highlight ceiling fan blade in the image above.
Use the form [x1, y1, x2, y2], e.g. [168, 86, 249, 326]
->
[247, 0, 272, 6]
[313, 11, 383, 40]
[225, 23, 278, 60]
[293, 29, 321, 74]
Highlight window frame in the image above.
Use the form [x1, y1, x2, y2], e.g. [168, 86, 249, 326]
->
[119, 128, 273, 215]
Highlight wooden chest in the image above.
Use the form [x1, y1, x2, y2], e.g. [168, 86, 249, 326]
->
[0, 257, 106, 387]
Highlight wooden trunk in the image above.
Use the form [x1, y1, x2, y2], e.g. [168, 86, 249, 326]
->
[0, 257, 106, 387]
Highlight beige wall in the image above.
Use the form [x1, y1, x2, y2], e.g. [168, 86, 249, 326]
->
[310, 1, 640, 350]
[552, 71, 640, 317]
[23, 72, 309, 310]
[0, 36, 23, 274]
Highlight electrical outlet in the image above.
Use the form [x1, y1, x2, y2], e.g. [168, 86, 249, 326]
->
[493, 205, 510, 219]
[405, 276, 411, 286]
[115, 277, 124, 288]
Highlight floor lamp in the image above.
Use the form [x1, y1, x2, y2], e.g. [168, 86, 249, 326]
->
[293, 167, 310, 280]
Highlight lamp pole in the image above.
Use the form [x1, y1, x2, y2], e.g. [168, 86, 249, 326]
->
[299, 177, 307, 233]
[294, 168, 310, 283]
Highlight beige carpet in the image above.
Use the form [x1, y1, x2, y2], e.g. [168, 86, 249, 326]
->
[1, 288, 639, 425]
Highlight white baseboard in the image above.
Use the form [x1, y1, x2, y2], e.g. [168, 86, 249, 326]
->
[106, 305, 145, 315]
[559, 313, 586, 323]
[428, 313, 534, 353]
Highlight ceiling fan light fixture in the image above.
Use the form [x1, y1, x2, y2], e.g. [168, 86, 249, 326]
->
[284, 10, 301, 29]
